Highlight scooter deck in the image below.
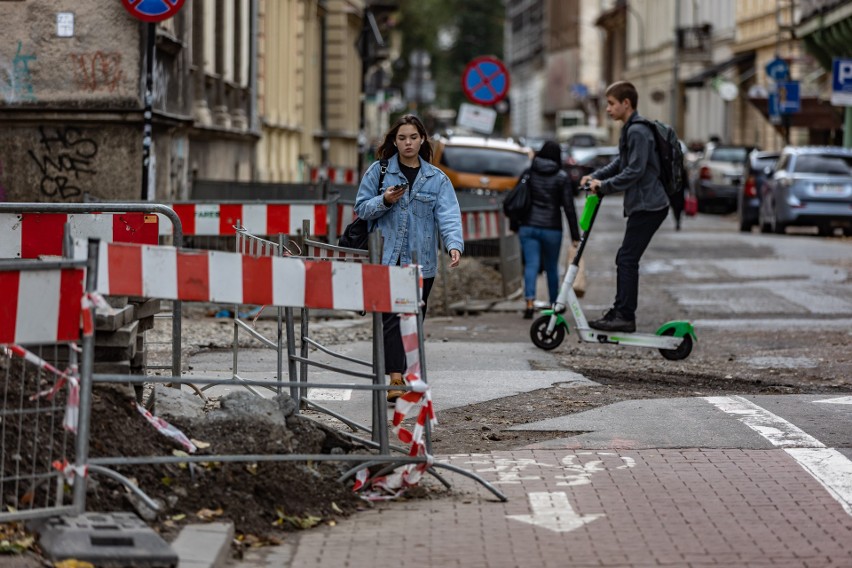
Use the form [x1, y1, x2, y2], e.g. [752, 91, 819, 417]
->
[575, 327, 683, 349]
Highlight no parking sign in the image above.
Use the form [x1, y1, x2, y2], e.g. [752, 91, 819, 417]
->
[122, 0, 185, 23]
[462, 56, 510, 107]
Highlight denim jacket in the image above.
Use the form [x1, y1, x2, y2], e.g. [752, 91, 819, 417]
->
[591, 112, 670, 216]
[354, 154, 464, 278]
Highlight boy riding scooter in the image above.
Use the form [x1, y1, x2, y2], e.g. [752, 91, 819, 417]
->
[580, 81, 669, 333]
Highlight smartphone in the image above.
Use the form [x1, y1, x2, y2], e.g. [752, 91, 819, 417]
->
[396, 182, 409, 192]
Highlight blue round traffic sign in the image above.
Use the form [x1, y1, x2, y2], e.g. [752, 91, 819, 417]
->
[462, 56, 510, 106]
[122, 0, 185, 23]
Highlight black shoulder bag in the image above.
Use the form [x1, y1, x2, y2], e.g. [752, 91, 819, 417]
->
[338, 159, 388, 250]
[502, 168, 532, 222]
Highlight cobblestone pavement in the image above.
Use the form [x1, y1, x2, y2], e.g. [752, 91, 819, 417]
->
[231, 448, 852, 568]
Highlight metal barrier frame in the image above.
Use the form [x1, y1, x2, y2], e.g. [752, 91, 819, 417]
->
[0, 256, 92, 523]
[0, 203, 185, 378]
[73, 237, 507, 508]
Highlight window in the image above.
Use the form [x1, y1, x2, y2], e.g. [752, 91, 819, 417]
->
[709, 147, 748, 163]
[440, 146, 531, 177]
[793, 154, 852, 175]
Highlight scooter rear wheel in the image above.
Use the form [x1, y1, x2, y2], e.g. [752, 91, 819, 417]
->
[658, 328, 693, 360]
[530, 315, 566, 350]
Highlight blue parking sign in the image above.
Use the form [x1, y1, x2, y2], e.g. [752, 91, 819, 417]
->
[831, 58, 852, 106]
[777, 81, 800, 114]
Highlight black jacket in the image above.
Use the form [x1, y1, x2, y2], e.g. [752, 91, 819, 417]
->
[521, 157, 580, 241]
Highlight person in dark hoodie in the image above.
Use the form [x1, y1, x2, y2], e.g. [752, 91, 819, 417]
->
[518, 140, 581, 319]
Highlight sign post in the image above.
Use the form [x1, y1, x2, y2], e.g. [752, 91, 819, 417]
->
[121, 0, 186, 200]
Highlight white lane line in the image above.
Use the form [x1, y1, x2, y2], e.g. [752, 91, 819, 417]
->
[786, 448, 852, 516]
[703, 395, 824, 447]
[813, 396, 852, 405]
[307, 389, 352, 401]
[705, 395, 852, 516]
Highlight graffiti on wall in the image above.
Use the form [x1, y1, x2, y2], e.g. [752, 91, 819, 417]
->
[27, 127, 99, 200]
[0, 41, 37, 103]
[70, 52, 124, 93]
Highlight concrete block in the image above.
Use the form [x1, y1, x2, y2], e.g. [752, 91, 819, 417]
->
[170, 522, 234, 568]
[132, 298, 164, 320]
[138, 315, 156, 332]
[95, 305, 134, 332]
[37, 512, 178, 568]
[96, 320, 139, 348]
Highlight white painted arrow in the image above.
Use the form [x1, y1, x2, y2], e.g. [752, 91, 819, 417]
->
[813, 396, 852, 405]
[507, 492, 604, 533]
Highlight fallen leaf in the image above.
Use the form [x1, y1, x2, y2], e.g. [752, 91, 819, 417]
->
[196, 507, 224, 521]
[191, 439, 211, 449]
[54, 560, 95, 568]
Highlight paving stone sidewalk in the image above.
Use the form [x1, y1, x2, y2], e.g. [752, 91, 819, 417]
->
[230, 448, 852, 568]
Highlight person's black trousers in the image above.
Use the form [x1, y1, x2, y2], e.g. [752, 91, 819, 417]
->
[613, 208, 668, 321]
[383, 276, 435, 374]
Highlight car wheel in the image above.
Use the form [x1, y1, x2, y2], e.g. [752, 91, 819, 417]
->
[817, 224, 834, 237]
[844, 227, 852, 237]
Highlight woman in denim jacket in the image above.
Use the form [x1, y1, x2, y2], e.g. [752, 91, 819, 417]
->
[355, 114, 463, 403]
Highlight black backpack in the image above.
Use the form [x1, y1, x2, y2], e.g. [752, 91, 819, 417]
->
[629, 119, 687, 198]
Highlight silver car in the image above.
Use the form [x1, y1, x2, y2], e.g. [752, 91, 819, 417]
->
[759, 146, 852, 236]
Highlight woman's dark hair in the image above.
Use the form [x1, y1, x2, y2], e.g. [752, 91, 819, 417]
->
[376, 114, 432, 163]
[536, 140, 562, 165]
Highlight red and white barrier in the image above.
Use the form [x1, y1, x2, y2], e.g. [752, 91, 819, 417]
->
[310, 167, 357, 184]
[462, 210, 501, 241]
[0, 213, 159, 259]
[75, 241, 420, 314]
[165, 203, 329, 237]
[304, 241, 369, 262]
[0, 268, 84, 345]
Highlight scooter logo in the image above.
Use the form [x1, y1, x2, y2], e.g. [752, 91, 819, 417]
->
[122, 0, 185, 23]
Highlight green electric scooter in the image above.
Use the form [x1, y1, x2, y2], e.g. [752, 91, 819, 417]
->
[529, 190, 696, 360]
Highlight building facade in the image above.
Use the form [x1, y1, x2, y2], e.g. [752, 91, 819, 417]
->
[0, 0, 391, 203]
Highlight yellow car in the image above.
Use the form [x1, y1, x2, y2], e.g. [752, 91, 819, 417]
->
[431, 135, 533, 194]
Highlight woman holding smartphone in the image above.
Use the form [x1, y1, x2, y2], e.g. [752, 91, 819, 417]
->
[354, 114, 464, 403]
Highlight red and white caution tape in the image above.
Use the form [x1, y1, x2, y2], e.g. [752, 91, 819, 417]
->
[81, 292, 112, 337]
[2, 344, 81, 432]
[135, 403, 198, 453]
[51, 460, 88, 485]
[355, 313, 436, 498]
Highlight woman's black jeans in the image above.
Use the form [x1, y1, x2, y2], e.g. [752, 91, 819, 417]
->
[613, 208, 668, 321]
[383, 277, 435, 374]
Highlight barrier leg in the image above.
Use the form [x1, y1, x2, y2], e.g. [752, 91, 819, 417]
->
[73, 239, 99, 514]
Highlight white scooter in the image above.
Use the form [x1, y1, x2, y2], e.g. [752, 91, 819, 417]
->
[529, 191, 695, 360]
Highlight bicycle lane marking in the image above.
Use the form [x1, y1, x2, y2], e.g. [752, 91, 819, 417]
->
[705, 395, 852, 515]
[458, 452, 635, 533]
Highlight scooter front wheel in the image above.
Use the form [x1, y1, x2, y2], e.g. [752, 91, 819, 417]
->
[530, 315, 566, 350]
[658, 328, 693, 360]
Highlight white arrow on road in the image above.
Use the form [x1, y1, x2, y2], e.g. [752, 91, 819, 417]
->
[813, 396, 852, 405]
[507, 492, 604, 533]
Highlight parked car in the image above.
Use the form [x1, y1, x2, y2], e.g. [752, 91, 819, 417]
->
[431, 135, 532, 195]
[563, 146, 619, 195]
[692, 144, 753, 212]
[738, 150, 780, 232]
[759, 146, 852, 236]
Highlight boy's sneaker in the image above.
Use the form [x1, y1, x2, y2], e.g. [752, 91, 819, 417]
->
[589, 308, 636, 333]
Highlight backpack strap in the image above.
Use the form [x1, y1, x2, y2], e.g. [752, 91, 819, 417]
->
[378, 158, 388, 193]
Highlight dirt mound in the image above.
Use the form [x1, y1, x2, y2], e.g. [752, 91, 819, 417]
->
[1, 355, 367, 542]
